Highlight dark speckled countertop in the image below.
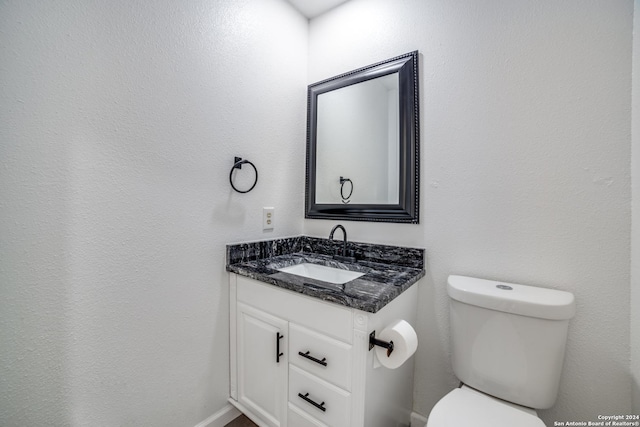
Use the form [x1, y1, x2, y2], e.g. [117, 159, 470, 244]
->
[226, 236, 425, 313]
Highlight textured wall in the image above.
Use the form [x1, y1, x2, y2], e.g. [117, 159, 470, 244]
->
[633, 0, 640, 414]
[0, 0, 307, 425]
[305, 0, 633, 424]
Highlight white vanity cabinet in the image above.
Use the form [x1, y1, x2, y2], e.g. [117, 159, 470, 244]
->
[236, 302, 288, 427]
[229, 274, 418, 427]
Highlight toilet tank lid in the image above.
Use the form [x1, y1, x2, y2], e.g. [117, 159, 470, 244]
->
[447, 275, 575, 320]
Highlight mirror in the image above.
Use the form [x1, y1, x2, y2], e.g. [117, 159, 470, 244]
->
[305, 51, 420, 223]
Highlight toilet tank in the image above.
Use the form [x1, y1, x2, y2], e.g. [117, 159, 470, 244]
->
[447, 275, 575, 409]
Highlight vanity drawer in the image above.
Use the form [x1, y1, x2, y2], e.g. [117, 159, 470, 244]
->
[287, 403, 328, 427]
[289, 323, 352, 391]
[288, 365, 351, 427]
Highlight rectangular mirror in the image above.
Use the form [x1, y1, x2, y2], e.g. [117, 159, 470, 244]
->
[305, 51, 420, 223]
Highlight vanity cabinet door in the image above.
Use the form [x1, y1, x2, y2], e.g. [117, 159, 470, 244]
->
[237, 302, 288, 427]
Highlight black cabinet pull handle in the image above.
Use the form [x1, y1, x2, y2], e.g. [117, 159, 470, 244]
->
[298, 392, 326, 412]
[276, 332, 284, 363]
[298, 351, 327, 366]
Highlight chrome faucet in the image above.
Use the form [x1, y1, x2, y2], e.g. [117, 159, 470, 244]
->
[329, 224, 356, 263]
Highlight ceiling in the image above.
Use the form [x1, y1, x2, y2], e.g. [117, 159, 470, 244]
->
[285, 0, 351, 19]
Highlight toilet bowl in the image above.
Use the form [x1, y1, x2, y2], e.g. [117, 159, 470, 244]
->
[426, 275, 575, 427]
[426, 385, 545, 427]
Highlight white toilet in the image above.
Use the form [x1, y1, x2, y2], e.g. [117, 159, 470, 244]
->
[426, 275, 576, 427]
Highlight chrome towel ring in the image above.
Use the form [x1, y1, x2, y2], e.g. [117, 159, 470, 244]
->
[230, 157, 258, 193]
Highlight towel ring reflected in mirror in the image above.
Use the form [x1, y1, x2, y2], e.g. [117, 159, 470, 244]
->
[340, 176, 353, 204]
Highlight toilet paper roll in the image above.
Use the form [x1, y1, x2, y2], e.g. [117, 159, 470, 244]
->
[375, 319, 418, 369]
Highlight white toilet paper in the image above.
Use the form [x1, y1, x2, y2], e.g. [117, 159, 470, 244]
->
[375, 319, 418, 369]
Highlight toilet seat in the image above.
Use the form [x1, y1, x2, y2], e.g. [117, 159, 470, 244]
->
[426, 386, 546, 427]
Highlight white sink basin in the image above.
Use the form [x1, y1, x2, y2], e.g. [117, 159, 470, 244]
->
[277, 263, 365, 285]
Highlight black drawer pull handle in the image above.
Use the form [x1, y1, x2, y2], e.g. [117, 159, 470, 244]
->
[276, 332, 284, 363]
[298, 392, 326, 412]
[298, 351, 327, 366]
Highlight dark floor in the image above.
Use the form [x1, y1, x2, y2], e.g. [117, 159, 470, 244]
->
[224, 414, 258, 427]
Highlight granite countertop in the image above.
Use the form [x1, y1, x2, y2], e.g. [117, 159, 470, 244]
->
[226, 236, 425, 313]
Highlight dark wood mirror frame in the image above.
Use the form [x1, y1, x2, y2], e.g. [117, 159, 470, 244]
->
[305, 51, 420, 224]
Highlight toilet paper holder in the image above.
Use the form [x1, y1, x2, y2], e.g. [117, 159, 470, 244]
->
[369, 331, 394, 357]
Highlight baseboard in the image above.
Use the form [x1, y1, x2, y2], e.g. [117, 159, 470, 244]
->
[194, 404, 242, 427]
[195, 402, 425, 427]
[410, 411, 428, 427]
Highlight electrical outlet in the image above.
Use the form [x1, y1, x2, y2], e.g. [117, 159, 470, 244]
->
[263, 207, 274, 230]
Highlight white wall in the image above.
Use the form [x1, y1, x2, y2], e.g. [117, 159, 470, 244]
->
[305, 0, 633, 424]
[0, 0, 307, 425]
[633, 0, 640, 414]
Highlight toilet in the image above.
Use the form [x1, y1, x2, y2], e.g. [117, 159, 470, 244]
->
[426, 275, 576, 427]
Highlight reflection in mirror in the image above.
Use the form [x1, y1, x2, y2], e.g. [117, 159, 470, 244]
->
[316, 73, 399, 205]
[306, 51, 419, 223]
